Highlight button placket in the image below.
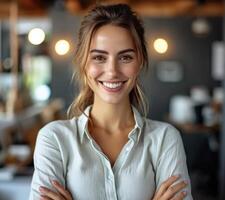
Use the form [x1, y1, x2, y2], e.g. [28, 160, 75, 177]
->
[125, 146, 131, 152]
[106, 162, 113, 180]
[90, 137, 117, 200]
[113, 139, 134, 178]
[104, 160, 117, 200]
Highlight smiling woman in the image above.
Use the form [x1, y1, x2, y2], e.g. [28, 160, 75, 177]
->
[29, 3, 193, 200]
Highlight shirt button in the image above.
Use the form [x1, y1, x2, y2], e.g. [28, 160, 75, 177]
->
[126, 147, 130, 152]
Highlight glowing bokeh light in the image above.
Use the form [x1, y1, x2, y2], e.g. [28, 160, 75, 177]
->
[34, 85, 51, 101]
[55, 40, 70, 55]
[153, 38, 168, 54]
[28, 28, 45, 45]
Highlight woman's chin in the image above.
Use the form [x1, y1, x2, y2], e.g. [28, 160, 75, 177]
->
[97, 95, 128, 105]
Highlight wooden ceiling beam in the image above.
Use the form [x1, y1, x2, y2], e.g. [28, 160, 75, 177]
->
[133, 1, 196, 17]
[66, 0, 224, 17]
[0, 0, 47, 19]
[191, 2, 225, 17]
[0, 0, 224, 18]
[132, 1, 224, 17]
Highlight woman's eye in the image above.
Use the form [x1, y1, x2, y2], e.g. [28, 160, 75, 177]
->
[92, 55, 106, 63]
[119, 55, 133, 63]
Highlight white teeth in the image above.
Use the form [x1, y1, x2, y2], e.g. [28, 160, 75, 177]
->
[102, 82, 123, 89]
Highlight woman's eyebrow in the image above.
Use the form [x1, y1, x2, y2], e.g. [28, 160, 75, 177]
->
[118, 49, 135, 54]
[90, 48, 135, 54]
[90, 49, 108, 54]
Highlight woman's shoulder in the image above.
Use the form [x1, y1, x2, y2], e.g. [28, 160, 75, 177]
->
[143, 118, 181, 141]
[41, 117, 77, 131]
[38, 117, 79, 139]
[143, 118, 184, 164]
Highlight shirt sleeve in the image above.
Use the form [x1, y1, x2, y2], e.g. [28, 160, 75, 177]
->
[29, 127, 66, 200]
[155, 125, 193, 200]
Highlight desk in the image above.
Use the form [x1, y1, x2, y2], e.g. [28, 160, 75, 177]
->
[0, 104, 45, 135]
[167, 119, 220, 196]
[0, 104, 46, 151]
[0, 99, 64, 148]
[0, 118, 16, 133]
[0, 103, 46, 133]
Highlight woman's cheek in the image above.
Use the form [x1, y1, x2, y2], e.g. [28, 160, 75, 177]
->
[123, 65, 140, 78]
[87, 65, 102, 78]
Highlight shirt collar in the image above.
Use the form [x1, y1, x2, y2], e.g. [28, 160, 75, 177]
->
[77, 104, 144, 143]
[129, 105, 144, 143]
[77, 105, 91, 143]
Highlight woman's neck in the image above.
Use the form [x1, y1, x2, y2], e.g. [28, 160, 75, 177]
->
[90, 100, 135, 134]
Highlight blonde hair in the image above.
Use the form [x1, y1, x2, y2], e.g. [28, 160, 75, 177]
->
[68, 3, 149, 118]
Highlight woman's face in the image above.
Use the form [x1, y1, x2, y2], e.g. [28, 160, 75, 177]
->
[86, 24, 141, 105]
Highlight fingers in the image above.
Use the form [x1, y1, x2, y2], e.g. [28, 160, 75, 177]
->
[40, 195, 52, 200]
[162, 180, 188, 199]
[39, 180, 72, 200]
[171, 191, 187, 200]
[153, 175, 189, 200]
[51, 180, 73, 200]
[154, 175, 181, 198]
[39, 186, 65, 200]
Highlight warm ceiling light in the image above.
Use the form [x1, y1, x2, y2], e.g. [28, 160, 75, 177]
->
[55, 40, 70, 55]
[153, 38, 168, 54]
[192, 18, 211, 36]
[28, 28, 45, 45]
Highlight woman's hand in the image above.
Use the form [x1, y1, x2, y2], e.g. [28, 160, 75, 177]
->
[39, 180, 73, 200]
[152, 175, 188, 200]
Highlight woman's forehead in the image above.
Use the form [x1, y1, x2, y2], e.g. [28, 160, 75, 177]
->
[89, 24, 136, 51]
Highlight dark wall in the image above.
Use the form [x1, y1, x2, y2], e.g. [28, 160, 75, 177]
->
[142, 17, 223, 120]
[50, 9, 81, 110]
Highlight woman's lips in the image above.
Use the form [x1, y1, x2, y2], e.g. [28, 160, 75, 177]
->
[98, 80, 127, 93]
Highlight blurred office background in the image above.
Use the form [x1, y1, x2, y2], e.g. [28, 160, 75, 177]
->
[0, 0, 224, 199]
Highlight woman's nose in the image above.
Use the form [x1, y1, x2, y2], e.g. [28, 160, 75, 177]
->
[106, 59, 119, 76]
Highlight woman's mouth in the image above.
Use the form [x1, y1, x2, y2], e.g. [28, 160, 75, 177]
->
[98, 80, 127, 92]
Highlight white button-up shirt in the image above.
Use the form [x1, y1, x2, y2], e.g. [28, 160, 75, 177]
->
[29, 105, 193, 200]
